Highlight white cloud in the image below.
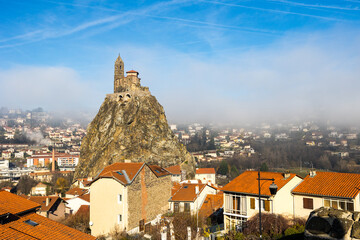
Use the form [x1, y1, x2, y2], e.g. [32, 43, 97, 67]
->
[1, 28, 359, 125]
[0, 66, 103, 112]
[116, 27, 360, 124]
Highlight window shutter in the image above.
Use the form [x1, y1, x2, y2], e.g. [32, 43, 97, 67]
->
[250, 198, 255, 209]
[303, 198, 313, 209]
[264, 200, 270, 211]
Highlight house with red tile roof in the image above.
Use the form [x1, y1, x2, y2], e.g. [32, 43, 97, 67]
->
[198, 192, 224, 224]
[71, 177, 93, 189]
[222, 171, 302, 232]
[0, 190, 95, 240]
[66, 193, 90, 215]
[165, 165, 183, 182]
[195, 168, 216, 185]
[65, 187, 88, 198]
[169, 182, 217, 215]
[25, 196, 67, 221]
[89, 162, 171, 237]
[292, 171, 360, 218]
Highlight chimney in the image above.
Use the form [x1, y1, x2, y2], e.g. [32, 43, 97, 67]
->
[195, 185, 199, 195]
[46, 197, 50, 206]
[51, 147, 55, 172]
[310, 170, 316, 178]
[283, 171, 290, 179]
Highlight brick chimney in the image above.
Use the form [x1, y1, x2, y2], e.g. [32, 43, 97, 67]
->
[283, 171, 290, 179]
[195, 185, 199, 195]
[310, 170, 316, 178]
[51, 147, 55, 172]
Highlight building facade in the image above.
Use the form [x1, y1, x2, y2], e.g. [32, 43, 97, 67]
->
[292, 171, 360, 218]
[90, 163, 172, 236]
[222, 171, 303, 232]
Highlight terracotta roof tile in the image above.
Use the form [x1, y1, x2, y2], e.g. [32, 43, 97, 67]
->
[148, 165, 171, 177]
[0, 191, 40, 215]
[76, 205, 89, 216]
[4, 212, 95, 240]
[199, 193, 223, 218]
[78, 193, 90, 203]
[126, 70, 138, 73]
[222, 171, 298, 197]
[170, 183, 207, 202]
[66, 187, 88, 196]
[27, 196, 62, 212]
[0, 225, 38, 239]
[96, 162, 144, 185]
[292, 171, 360, 198]
[171, 182, 182, 195]
[94, 163, 168, 186]
[196, 168, 216, 174]
[166, 165, 181, 175]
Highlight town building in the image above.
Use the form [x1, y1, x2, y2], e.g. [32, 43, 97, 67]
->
[25, 195, 67, 221]
[198, 192, 223, 224]
[169, 182, 217, 215]
[31, 182, 48, 196]
[292, 171, 360, 218]
[165, 165, 182, 182]
[26, 152, 79, 168]
[0, 190, 95, 239]
[195, 168, 216, 184]
[222, 171, 303, 231]
[66, 193, 90, 215]
[89, 162, 172, 236]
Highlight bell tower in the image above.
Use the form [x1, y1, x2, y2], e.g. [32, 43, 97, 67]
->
[114, 54, 124, 93]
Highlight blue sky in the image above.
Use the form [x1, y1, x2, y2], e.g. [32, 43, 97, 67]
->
[1, 0, 360, 124]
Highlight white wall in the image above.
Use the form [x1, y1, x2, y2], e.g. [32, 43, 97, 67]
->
[90, 178, 128, 237]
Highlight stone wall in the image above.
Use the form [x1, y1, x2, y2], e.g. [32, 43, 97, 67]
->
[305, 207, 360, 239]
[127, 165, 172, 230]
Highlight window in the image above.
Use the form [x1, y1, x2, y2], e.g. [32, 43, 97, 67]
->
[174, 202, 179, 212]
[264, 200, 270, 212]
[324, 199, 354, 211]
[24, 220, 39, 227]
[250, 198, 255, 209]
[254, 199, 266, 211]
[303, 198, 314, 209]
[118, 194, 122, 203]
[118, 214, 122, 224]
[184, 203, 190, 212]
[224, 193, 246, 215]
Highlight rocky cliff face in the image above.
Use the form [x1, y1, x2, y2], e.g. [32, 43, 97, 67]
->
[75, 72, 195, 178]
[305, 207, 360, 240]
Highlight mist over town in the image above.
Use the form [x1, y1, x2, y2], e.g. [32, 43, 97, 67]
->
[1, 1, 360, 239]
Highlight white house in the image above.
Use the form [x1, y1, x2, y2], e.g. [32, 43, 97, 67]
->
[292, 171, 360, 218]
[66, 193, 90, 215]
[169, 182, 217, 215]
[195, 168, 216, 185]
[165, 165, 182, 182]
[222, 171, 303, 232]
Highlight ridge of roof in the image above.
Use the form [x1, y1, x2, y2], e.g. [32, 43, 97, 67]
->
[222, 171, 298, 197]
[292, 171, 360, 199]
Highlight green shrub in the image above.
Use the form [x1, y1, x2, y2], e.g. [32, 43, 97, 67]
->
[284, 224, 305, 236]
